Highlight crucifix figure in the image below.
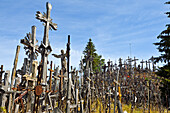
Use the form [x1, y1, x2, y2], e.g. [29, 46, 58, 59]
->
[52, 49, 67, 73]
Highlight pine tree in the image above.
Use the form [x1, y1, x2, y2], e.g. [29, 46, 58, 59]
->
[154, 26, 170, 64]
[83, 38, 105, 72]
[153, 1, 170, 107]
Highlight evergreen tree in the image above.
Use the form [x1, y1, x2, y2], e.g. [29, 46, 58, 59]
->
[83, 38, 105, 72]
[153, 1, 170, 107]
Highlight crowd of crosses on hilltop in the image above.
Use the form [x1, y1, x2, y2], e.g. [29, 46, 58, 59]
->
[0, 1, 170, 113]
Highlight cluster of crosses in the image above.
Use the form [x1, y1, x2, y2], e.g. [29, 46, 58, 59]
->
[0, 2, 164, 113]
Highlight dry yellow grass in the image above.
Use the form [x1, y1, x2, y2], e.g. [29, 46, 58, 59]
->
[89, 100, 169, 113]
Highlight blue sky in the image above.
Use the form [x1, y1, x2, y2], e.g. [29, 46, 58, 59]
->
[0, 0, 168, 71]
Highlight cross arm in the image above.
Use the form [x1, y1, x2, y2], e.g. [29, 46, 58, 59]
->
[36, 11, 57, 30]
[49, 21, 57, 30]
[36, 11, 47, 23]
[52, 54, 61, 58]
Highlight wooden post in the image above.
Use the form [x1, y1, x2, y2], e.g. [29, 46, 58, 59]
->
[0, 70, 10, 110]
[114, 70, 119, 113]
[8, 45, 20, 113]
[66, 35, 71, 113]
[48, 61, 54, 91]
[0, 65, 5, 85]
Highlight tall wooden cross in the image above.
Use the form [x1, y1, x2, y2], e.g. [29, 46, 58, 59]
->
[36, 3, 57, 111]
[36, 2, 57, 84]
[8, 45, 20, 113]
[66, 35, 72, 113]
[20, 26, 39, 73]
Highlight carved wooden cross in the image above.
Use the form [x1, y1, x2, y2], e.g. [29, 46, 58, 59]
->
[36, 3, 57, 110]
[36, 2, 57, 85]
[20, 26, 39, 73]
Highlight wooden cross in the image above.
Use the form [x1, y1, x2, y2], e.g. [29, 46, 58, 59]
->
[48, 61, 54, 91]
[0, 65, 5, 85]
[36, 3, 57, 110]
[0, 70, 10, 109]
[132, 57, 138, 69]
[58, 69, 65, 94]
[126, 56, 133, 78]
[53, 66, 59, 92]
[20, 26, 39, 73]
[36, 2, 57, 85]
[8, 45, 20, 113]
[70, 66, 76, 85]
[140, 59, 145, 71]
[147, 60, 151, 70]
[149, 56, 155, 72]
[145, 60, 148, 71]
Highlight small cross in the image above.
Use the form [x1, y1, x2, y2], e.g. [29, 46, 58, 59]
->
[140, 59, 145, 71]
[58, 69, 66, 92]
[48, 61, 54, 91]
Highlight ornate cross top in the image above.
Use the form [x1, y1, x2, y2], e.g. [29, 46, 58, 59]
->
[36, 3, 57, 87]
[36, 2, 57, 45]
[21, 26, 39, 60]
[21, 26, 39, 74]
